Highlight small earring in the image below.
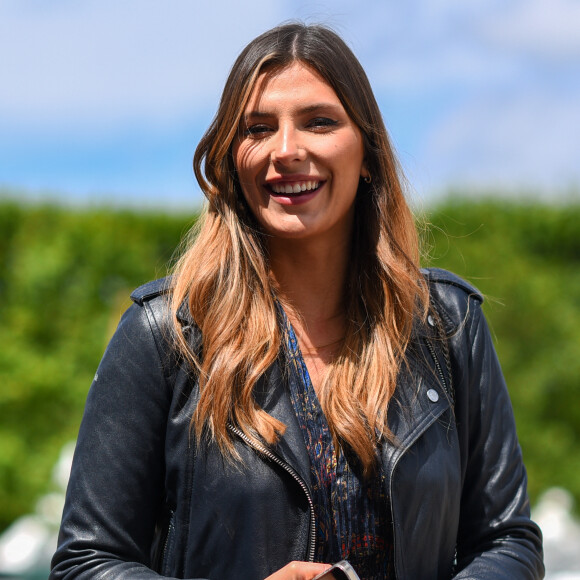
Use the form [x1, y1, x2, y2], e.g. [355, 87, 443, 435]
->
[363, 174, 372, 184]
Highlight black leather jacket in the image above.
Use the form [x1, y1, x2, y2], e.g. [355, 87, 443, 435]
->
[50, 268, 543, 579]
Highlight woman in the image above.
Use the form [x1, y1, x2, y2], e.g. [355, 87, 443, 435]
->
[50, 23, 544, 579]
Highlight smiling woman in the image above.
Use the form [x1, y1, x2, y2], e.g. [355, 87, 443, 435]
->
[233, 62, 367, 243]
[50, 23, 544, 580]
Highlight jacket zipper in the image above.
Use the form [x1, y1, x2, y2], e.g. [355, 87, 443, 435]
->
[227, 423, 316, 562]
[425, 337, 449, 398]
[160, 509, 175, 574]
[425, 336, 457, 578]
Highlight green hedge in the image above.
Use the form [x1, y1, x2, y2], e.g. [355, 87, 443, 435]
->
[0, 200, 195, 531]
[422, 197, 580, 505]
[0, 196, 578, 531]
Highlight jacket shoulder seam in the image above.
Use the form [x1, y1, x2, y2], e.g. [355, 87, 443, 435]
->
[421, 267, 484, 303]
[130, 276, 173, 305]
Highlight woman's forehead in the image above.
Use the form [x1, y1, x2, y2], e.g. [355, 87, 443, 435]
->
[245, 62, 339, 111]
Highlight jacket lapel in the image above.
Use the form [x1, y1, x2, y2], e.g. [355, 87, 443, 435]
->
[252, 358, 313, 486]
[382, 335, 452, 474]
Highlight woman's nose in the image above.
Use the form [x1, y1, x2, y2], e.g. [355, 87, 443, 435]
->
[271, 125, 306, 164]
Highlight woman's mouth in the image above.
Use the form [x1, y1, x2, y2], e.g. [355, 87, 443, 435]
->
[268, 180, 322, 196]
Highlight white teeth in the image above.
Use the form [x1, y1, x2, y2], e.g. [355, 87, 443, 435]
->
[271, 181, 320, 194]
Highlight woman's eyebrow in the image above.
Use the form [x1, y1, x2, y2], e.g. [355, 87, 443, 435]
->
[242, 102, 343, 121]
[242, 110, 271, 122]
[297, 103, 343, 115]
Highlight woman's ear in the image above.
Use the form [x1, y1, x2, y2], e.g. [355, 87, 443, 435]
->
[361, 164, 372, 183]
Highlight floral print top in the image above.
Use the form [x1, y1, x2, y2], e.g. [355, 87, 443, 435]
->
[281, 310, 394, 580]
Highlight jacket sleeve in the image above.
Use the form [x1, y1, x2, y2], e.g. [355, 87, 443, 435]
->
[49, 301, 206, 580]
[450, 298, 544, 579]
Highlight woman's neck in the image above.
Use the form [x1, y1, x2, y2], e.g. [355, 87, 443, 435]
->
[270, 234, 348, 318]
[269, 235, 350, 389]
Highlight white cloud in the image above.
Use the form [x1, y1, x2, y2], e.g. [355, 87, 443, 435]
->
[0, 0, 281, 130]
[350, 0, 580, 194]
[353, 1, 508, 93]
[4, 0, 575, 126]
[1, 0, 578, 198]
[357, 0, 579, 94]
[419, 87, 580, 192]
[483, 0, 580, 60]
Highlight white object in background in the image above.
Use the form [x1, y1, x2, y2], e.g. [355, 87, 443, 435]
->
[0, 441, 75, 574]
[533, 487, 580, 580]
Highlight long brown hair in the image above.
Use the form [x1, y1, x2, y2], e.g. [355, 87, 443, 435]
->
[171, 23, 428, 473]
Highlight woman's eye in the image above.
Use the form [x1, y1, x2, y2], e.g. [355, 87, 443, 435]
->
[244, 124, 271, 137]
[308, 117, 338, 130]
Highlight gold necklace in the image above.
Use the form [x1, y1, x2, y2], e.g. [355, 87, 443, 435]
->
[300, 335, 345, 355]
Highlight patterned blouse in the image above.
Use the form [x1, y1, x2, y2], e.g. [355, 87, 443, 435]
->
[281, 310, 394, 580]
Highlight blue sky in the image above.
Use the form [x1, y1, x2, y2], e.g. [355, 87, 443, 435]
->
[1, 0, 579, 210]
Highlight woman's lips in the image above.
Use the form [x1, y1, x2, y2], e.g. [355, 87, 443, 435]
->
[266, 180, 324, 205]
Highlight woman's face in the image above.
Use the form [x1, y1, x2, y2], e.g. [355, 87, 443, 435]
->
[232, 62, 368, 245]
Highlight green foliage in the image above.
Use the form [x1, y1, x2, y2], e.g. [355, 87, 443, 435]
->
[422, 197, 580, 509]
[0, 200, 194, 531]
[0, 195, 578, 532]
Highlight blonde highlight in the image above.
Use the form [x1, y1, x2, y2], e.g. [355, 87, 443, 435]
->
[171, 23, 429, 472]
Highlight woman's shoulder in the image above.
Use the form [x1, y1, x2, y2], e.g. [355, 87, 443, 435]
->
[130, 276, 194, 326]
[421, 267, 484, 332]
[130, 276, 172, 305]
[421, 268, 483, 302]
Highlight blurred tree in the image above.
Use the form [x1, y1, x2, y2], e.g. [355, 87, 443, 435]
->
[423, 197, 580, 507]
[0, 195, 578, 532]
[0, 200, 194, 531]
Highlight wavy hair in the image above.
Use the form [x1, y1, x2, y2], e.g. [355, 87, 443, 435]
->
[171, 22, 429, 473]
